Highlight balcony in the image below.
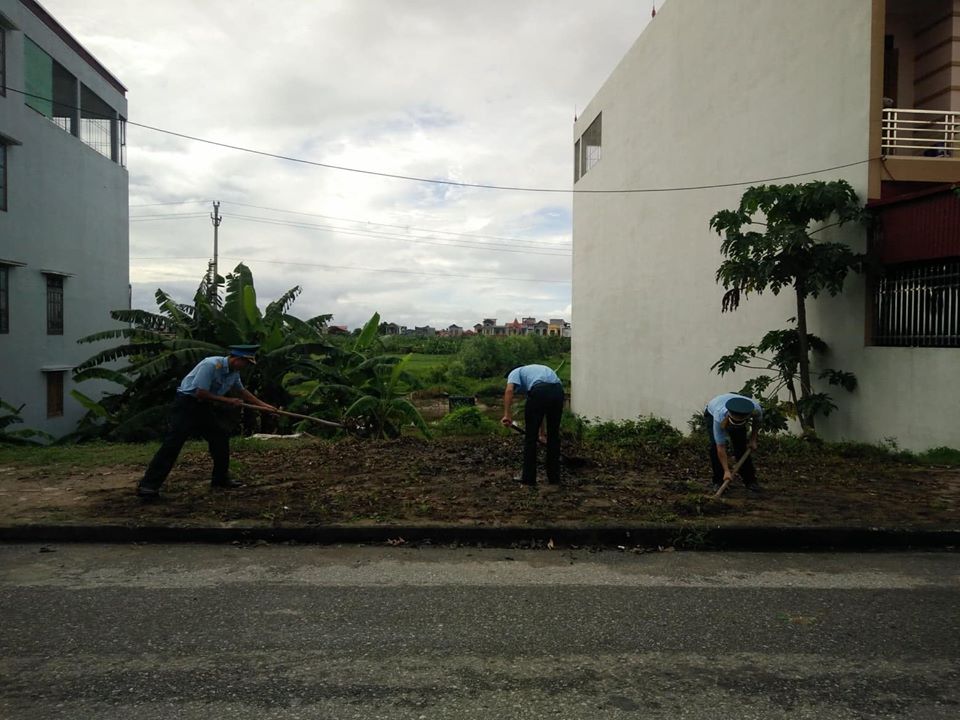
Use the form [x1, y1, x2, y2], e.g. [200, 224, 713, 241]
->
[882, 108, 959, 157]
[877, 108, 960, 186]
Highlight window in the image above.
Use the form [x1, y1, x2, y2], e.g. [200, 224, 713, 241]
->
[1, 26, 6, 97]
[0, 266, 8, 333]
[46, 371, 64, 418]
[574, 113, 602, 182]
[81, 84, 115, 160]
[0, 143, 6, 211]
[46, 274, 63, 335]
[24, 37, 77, 134]
[872, 259, 960, 347]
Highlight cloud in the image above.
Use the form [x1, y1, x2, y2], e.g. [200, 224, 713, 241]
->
[41, 0, 654, 328]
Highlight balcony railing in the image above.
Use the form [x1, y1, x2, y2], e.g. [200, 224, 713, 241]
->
[882, 108, 959, 157]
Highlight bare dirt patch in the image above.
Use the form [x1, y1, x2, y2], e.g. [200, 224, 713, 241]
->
[1, 436, 958, 531]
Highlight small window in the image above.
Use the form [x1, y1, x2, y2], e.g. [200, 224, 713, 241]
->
[575, 113, 602, 182]
[574, 138, 581, 183]
[0, 266, 8, 333]
[46, 274, 63, 335]
[872, 258, 960, 347]
[81, 84, 115, 160]
[24, 37, 77, 134]
[46, 371, 64, 418]
[1, 27, 6, 97]
[0, 143, 6, 211]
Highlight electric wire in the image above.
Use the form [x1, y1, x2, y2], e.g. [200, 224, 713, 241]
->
[130, 255, 570, 284]
[8, 86, 879, 195]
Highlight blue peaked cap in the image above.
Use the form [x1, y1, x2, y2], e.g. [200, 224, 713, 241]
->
[228, 345, 259, 363]
[725, 396, 754, 416]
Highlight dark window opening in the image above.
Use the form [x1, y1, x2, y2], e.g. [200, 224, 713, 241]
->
[81, 84, 115, 160]
[575, 113, 602, 182]
[0, 266, 8, 334]
[46, 275, 63, 335]
[24, 37, 77, 134]
[872, 258, 960, 347]
[46, 372, 64, 418]
[1, 27, 6, 97]
[0, 143, 6, 211]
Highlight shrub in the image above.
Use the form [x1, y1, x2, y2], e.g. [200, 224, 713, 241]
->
[583, 415, 683, 450]
[433, 406, 502, 437]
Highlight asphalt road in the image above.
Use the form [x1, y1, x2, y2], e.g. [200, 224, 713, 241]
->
[1, 544, 958, 719]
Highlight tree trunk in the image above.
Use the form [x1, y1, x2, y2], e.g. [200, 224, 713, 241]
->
[795, 287, 814, 432]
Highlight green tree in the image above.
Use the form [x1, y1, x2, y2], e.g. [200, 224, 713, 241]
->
[709, 180, 866, 433]
[284, 312, 430, 438]
[70, 263, 334, 440]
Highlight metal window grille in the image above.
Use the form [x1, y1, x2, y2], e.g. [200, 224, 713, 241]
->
[873, 259, 960, 347]
[46, 371, 64, 418]
[80, 84, 114, 160]
[46, 275, 63, 335]
[0, 266, 8, 333]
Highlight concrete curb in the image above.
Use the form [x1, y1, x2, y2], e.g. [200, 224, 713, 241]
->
[1, 524, 958, 550]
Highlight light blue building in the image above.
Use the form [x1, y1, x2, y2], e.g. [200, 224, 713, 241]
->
[0, 0, 128, 437]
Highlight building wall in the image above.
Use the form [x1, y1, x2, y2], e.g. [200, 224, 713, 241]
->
[0, 0, 128, 437]
[573, 0, 960, 451]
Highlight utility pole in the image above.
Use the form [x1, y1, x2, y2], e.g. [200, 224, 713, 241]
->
[209, 201, 221, 302]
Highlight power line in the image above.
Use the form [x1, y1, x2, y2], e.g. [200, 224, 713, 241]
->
[8, 85, 878, 195]
[224, 201, 570, 246]
[225, 214, 572, 257]
[128, 210, 571, 256]
[130, 256, 571, 284]
[129, 207, 571, 252]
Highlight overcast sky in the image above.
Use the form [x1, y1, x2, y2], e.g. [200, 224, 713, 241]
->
[41, 0, 656, 330]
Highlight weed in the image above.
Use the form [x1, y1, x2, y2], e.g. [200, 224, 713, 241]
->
[915, 446, 960, 467]
[433, 406, 502, 437]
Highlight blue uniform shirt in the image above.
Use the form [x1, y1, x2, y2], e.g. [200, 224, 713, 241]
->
[177, 356, 244, 397]
[506, 364, 561, 394]
[706, 393, 762, 444]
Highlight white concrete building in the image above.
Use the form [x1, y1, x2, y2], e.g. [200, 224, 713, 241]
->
[572, 0, 959, 451]
[0, 0, 128, 437]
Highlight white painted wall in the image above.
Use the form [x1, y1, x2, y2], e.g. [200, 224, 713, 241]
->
[0, 0, 128, 437]
[573, 0, 960, 451]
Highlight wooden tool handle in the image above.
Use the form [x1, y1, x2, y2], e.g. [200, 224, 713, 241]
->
[714, 448, 752, 499]
[241, 403, 343, 428]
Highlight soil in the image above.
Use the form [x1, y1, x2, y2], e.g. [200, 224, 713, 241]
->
[1, 435, 958, 531]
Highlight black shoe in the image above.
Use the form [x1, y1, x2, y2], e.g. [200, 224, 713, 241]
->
[745, 482, 763, 495]
[211, 478, 245, 489]
[136, 485, 160, 499]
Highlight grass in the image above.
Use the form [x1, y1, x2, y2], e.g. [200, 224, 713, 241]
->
[0, 441, 158, 467]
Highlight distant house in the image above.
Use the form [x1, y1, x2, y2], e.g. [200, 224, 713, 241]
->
[379, 322, 401, 336]
[548, 319, 566, 337]
[447, 324, 463, 336]
[534, 321, 550, 336]
[327, 325, 349, 335]
[505, 318, 524, 336]
[413, 326, 436, 337]
[0, 0, 129, 436]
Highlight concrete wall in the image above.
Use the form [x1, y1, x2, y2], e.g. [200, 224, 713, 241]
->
[572, 0, 960, 451]
[0, 0, 128, 437]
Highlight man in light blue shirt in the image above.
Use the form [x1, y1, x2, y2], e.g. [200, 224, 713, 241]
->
[501, 364, 564, 485]
[704, 393, 763, 493]
[137, 346, 276, 499]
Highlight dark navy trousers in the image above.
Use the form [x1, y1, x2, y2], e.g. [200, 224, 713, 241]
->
[140, 395, 230, 490]
[705, 411, 757, 485]
[523, 382, 565, 484]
